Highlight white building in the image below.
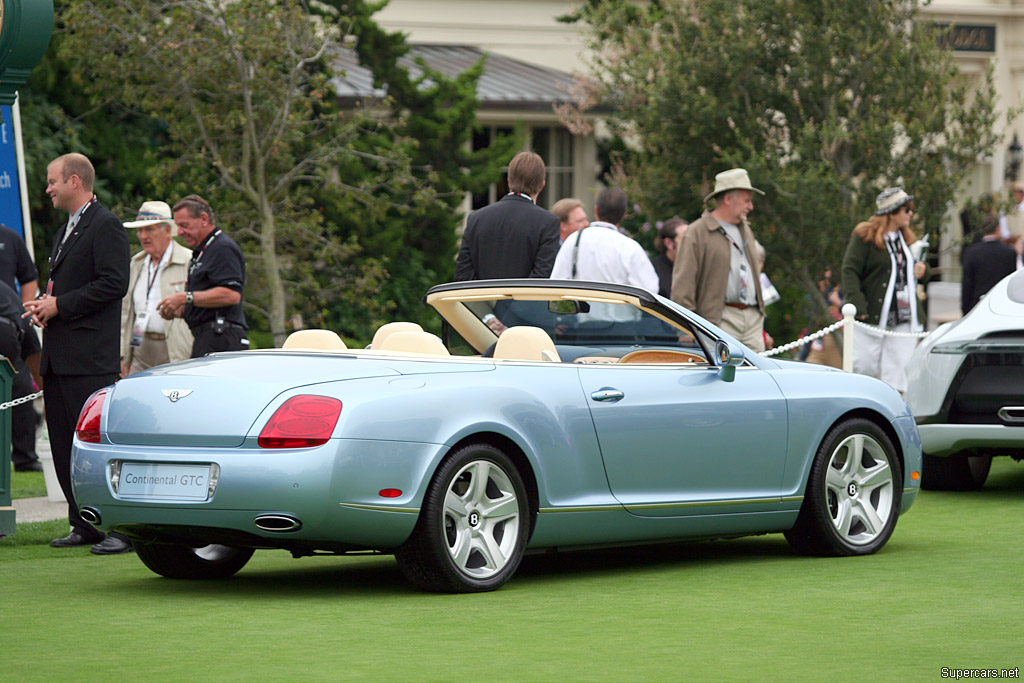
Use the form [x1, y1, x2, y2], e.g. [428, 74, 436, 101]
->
[343, 0, 599, 218]
[920, 1, 1024, 278]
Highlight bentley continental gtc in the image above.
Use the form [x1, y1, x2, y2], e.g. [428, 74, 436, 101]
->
[71, 280, 922, 592]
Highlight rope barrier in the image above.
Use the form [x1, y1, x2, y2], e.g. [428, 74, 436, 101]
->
[851, 319, 931, 339]
[759, 303, 931, 363]
[759, 319, 845, 357]
[0, 389, 43, 412]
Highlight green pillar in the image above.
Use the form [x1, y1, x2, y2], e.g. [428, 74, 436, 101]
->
[0, 357, 15, 537]
[0, 0, 55, 105]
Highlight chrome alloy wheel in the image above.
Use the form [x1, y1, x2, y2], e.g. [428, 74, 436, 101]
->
[442, 459, 522, 579]
[825, 433, 896, 546]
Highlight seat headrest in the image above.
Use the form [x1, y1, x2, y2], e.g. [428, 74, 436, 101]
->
[377, 330, 450, 355]
[282, 329, 348, 351]
[370, 322, 424, 349]
[493, 326, 561, 362]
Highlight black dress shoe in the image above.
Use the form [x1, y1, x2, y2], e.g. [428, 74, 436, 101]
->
[14, 461, 44, 472]
[50, 530, 104, 548]
[90, 536, 134, 555]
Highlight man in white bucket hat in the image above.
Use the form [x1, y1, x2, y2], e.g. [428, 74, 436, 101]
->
[121, 200, 194, 374]
[671, 168, 769, 351]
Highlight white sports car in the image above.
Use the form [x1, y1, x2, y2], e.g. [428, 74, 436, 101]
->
[906, 270, 1024, 489]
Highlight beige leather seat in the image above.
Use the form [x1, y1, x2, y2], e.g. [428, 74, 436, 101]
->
[493, 326, 561, 362]
[370, 322, 423, 349]
[281, 329, 347, 351]
[377, 330, 450, 355]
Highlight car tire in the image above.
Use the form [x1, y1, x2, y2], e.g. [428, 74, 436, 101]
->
[920, 452, 992, 491]
[133, 542, 255, 579]
[394, 443, 529, 593]
[785, 418, 902, 556]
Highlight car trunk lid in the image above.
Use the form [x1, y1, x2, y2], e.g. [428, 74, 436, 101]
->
[104, 353, 401, 447]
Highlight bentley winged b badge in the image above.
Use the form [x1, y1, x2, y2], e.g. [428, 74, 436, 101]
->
[162, 389, 194, 403]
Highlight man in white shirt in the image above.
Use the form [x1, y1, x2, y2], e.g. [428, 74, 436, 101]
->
[551, 187, 658, 292]
[1002, 181, 1024, 240]
[121, 201, 194, 375]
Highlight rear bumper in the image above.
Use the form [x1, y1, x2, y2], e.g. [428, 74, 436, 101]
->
[71, 437, 446, 549]
[917, 423, 1024, 457]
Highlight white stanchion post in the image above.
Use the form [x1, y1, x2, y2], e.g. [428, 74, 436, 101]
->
[841, 303, 857, 372]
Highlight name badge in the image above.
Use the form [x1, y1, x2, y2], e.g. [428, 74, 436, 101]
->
[130, 311, 150, 347]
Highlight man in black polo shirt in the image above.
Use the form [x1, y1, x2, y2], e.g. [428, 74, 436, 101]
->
[157, 195, 248, 356]
[0, 281, 42, 472]
[0, 224, 42, 471]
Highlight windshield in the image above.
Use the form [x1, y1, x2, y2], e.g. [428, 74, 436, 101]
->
[450, 296, 715, 362]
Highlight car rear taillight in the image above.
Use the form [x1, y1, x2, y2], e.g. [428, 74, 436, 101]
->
[258, 395, 342, 449]
[76, 388, 109, 443]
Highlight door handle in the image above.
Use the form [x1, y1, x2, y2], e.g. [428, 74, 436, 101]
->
[591, 388, 625, 403]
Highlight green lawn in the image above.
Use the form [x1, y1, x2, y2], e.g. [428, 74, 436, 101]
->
[9, 467, 47, 499]
[3, 459, 1022, 681]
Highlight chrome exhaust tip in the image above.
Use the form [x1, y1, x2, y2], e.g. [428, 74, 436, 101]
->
[80, 507, 101, 525]
[997, 406, 1024, 423]
[253, 514, 302, 532]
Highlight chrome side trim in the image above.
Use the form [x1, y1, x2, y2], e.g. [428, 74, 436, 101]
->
[339, 503, 420, 514]
[538, 504, 623, 514]
[624, 495, 790, 512]
[538, 495, 802, 514]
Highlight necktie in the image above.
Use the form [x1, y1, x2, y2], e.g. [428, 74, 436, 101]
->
[61, 217, 75, 244]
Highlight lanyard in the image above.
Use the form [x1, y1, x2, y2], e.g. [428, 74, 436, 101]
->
[145, 254, 162, 297]
[188, 229, 221, 283]
[506, 191, 535, 204]
[718, 225, 745, 255]
[885, 234, 907, 286]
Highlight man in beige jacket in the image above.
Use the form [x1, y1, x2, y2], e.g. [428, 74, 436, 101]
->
[121, 201, 194, 374]
[671, 169, 767, 351]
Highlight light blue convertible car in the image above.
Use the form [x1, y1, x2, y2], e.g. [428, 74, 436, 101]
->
[72, 280, 921, 592]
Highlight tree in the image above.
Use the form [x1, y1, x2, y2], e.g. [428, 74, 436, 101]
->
[568, 0, 1006, 338]
[19, 0, 168, 276]
[61, 0, 422, 345]
[318, 0, 520, 340]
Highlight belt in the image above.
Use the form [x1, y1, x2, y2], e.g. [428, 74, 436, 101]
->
[725, 302, 752, 310]
[0, 315, 18, 330]
[192, 320, 246, 334]
[143, 331, 167, 341]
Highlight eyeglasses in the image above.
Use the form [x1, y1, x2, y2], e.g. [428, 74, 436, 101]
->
[136, 225, 164, 234]
[901, 206, 915, 214]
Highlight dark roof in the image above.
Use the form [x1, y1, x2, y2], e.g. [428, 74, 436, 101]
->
[330, 45, 581, 112]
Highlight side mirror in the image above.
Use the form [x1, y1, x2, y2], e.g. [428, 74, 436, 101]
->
[715, 340, 745, 382]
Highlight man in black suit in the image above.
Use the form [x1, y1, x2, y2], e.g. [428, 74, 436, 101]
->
[961, 218, 1017, 315]
[455, 152, 560, 282]
[23, 153, 132, 555]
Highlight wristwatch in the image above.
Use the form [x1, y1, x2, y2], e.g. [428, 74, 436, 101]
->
[186, 291, 194, 305]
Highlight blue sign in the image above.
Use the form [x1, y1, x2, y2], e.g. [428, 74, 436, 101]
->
[0, 104, 26, 238]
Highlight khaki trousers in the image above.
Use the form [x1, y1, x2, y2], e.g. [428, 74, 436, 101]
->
[720, 304, 766, 352]
[127, 335, 171, 375]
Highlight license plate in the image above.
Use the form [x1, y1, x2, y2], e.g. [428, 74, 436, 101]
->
[119, 463, 212, 501]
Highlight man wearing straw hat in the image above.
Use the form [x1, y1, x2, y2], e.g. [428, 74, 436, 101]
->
[121, 201, 194, 375]
[671, 168, 768, 351]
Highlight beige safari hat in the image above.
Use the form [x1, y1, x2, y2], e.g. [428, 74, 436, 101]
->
[704, 168, 764, 203]
[124, 200, 177, 235]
